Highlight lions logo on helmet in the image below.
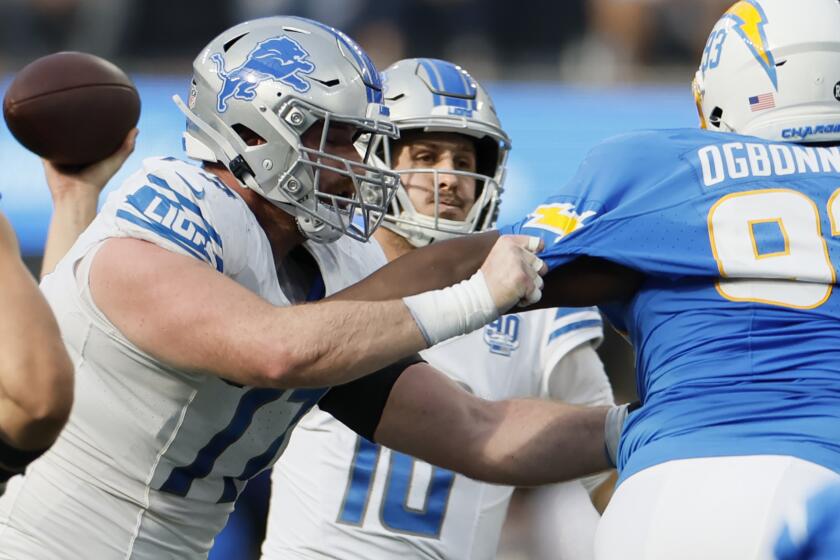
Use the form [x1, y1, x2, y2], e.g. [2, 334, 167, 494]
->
[173, 17, 399, 244]
[212, 36, 315, 112]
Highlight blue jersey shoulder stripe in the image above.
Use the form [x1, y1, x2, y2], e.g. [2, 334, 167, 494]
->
[307, 274, 326, 302]
[146, 173, 224, 246]
[547, 319, 602, 344]
[554, 306, 599, 320]
[115, 209, 224, 273]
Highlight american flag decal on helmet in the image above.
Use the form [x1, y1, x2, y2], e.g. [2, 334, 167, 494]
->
[749, 92, 775, 111]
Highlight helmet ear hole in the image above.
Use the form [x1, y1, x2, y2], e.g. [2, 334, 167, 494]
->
[709, 107, 723, 128]
[474, 136, 500, 179]
[231, 124, 267, 146]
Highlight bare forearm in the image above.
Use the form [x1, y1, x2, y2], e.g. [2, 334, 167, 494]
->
[41, 190, 98, 278]
[40, 128, 137, 279]
[376, 365, 611, 486]
[115, 293, 426, 389]
[261, 299, 427, 388]
[332, 230, 499, 302]
[461, 400, 611, 485]
[332, 232, 643, 309]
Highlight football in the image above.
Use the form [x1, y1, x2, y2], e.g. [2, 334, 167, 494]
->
[2, 51, 140, 166]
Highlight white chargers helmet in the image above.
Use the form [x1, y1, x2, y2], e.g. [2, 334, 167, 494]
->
[693, 0, 840, 143]
[377, 58, 511, 246]
[174, 16, 399, 243]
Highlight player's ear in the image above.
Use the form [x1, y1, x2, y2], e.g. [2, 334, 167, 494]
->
[232, 124, 267, 147]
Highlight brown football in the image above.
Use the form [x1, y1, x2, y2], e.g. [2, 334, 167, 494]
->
[2, 51, 140, 166]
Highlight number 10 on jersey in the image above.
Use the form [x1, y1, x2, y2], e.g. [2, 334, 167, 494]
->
[338, 436, 456, 538]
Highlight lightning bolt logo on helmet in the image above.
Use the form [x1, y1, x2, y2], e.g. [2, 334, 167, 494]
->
[724, 0, 778, 89]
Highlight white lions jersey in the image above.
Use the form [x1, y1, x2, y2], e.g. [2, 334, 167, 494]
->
[0, 158, 387, 560]
[263, 305, 610, 560]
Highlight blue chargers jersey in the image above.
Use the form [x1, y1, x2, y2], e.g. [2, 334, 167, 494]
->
[775, 483, 840, 560]
[501, 128, 840, 483]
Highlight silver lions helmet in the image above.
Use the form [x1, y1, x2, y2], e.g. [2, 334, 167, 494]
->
[376, 58, 511, 246]
[174, 16, 400, 243]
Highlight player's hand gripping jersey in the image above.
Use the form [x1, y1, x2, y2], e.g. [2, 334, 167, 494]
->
[264, 307, 608, 560]
[0, 158, 387, 560]
[502, 128, 840, 483]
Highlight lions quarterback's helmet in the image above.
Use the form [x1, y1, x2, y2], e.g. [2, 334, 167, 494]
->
[376, 58, 511, 246]
[174, 16, 400, 243]
[693, 0, 840, 142]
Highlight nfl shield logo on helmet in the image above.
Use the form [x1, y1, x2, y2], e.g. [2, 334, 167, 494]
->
[188, 82, 198, 109]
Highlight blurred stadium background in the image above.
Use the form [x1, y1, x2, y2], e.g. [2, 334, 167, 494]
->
[0, 0, 731, 558]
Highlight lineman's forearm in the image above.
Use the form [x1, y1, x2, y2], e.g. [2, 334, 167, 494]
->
[331, 230, 499, 302]
[41, 190, 98, 278]
[376, 366, 611, 486]
[466, 400, 611, 486]
[268, 298, 427, 388]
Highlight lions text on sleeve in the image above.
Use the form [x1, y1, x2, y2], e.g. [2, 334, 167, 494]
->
[0, 158, 386, 560]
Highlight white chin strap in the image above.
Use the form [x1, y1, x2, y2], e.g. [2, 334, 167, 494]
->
[386, 218, 466, 247]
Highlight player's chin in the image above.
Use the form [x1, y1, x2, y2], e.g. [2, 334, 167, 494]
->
[437, 207, 466, 221]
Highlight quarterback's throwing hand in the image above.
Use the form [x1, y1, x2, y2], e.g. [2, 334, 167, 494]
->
[42, 128, 138, 203]
[480, 235, 547, 311]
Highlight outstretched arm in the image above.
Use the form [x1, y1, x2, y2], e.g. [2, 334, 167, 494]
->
[332, 230, 643, 307]
[331, 230, 499, 301]
[89, 234, 541, 389]
[374, 363, 611, 485]
[40, 128, 137, 278]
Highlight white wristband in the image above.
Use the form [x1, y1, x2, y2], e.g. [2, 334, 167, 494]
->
[403, 270, 498, 347]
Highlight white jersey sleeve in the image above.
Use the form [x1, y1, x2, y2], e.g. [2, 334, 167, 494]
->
[540, 307, 604, 396]
[100, 157, 250, 276]
[530, 308, 613, 560]
[0, 158, 388, 560]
